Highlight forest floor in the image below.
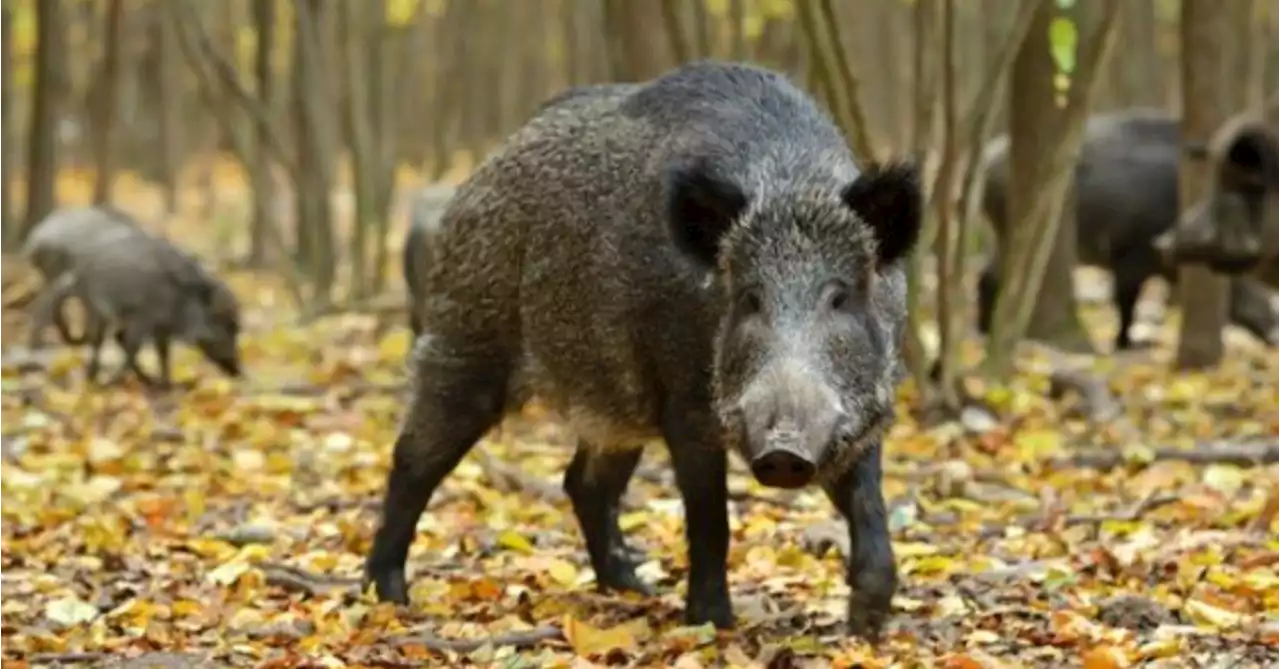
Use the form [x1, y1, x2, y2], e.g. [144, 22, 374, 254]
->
[2, 167, 1278, 668]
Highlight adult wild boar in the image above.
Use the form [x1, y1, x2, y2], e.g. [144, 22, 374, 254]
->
[365, 62, 922, 638]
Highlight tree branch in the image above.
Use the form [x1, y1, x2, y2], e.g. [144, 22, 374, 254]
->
[1050, 439, 1278, 471]
[392, 626, 564, 653]
[170, 0, 300, 179]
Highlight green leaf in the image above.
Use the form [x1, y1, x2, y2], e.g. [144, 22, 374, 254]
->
[1049, 16, 1078, 75]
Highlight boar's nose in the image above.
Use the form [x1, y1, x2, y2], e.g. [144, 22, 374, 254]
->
[751, 445, 816, 489]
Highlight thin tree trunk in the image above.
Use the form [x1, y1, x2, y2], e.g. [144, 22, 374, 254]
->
[984, 1, 1122, 376]
[91, 0, 125, 205]
[246, 0, 276, 268]
[155, 1, 182, 215]
[293, 0, 338, 305]
[902, 0, 937, 394]
[1175, 0, 1234, 369]
[22, 0, 65, 239]
[932, 0, 960, 408]
[1, 6, 14, 246]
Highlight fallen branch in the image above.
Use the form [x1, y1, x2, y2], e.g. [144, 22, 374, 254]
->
[393, 626, 564, 653]
[1050, 439, 1279, 471]
[261, 561, 360, 597]
[28, 651, 112, 664]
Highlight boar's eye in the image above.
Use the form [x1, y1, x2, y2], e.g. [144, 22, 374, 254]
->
[822, 280, 857, 314]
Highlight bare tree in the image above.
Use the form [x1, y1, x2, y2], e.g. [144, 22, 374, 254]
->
[984, 1, 1123, 377]
[90, 0, 126, 205]
[292, 0, 339, 304]
[243, 0, 278, 268]
[604, 0, 671, 81]
[1174, 0, 1235, 369]
[902, 0, 938, 391]
[22, 0, 67, 239]
[1, 5, 13, 246]
[153, 2, 183, 215]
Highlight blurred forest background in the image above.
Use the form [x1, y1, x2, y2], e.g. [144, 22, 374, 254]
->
[3, 0, 1277, 395]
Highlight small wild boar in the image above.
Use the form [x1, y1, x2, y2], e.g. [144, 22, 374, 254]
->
[365, 62, 922, 638]
[29, 226, 243, 388]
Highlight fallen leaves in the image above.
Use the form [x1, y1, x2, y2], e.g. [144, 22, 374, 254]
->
[3, 188, 1279, 667]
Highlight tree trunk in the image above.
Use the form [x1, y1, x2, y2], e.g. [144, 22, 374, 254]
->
[985, 1, 1122, 376]
[1011, 3, 1093, 353]
[245, 0, 277, 267]
[902, 0, 937, 393]
[293, 0, 338, 305]
[1174, 0, 1235, 369]
[1120, 0, 1160, 107]
[23, 0, 66, 239]
[604, 0, 670, 81]
[91, 0, 125, 205]
[1, 6, 14, 246]
[155, 1, 182, 215]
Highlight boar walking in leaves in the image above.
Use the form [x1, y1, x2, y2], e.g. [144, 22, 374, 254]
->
[25, 209, 243, 388]
[365, 62, 922, 638]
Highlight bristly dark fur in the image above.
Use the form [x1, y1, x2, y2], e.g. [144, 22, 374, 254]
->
[369, 60, 920, 637]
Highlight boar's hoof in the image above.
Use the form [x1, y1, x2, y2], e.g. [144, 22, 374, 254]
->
[846, 574, 895, 642]
[596, 566, 655, 597]
[685, 599, 735, 630]
[750, 448, 816, 489]
[365, 566, 410, 605]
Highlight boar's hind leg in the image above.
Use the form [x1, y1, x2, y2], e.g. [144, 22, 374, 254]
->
[563, 444, 652, 595]
[822, 440, 897, 641]
[661, 404, 733, 629]
[1110, 250, 1160, 350]
[365, 338, 511, 605]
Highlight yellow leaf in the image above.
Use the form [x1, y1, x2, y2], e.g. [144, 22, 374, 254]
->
[893, 541, 940, 558]
[1183, 599, 1243, 630]
[563, 615, 642, 657]
[1202, 464, 1245, 495]
[385, 0, 419, 26]
[547, 559, 578, 587]
[1014, 428, 1062, 461]
[497, 530, 535, 555]
[207, 560, 252, 586]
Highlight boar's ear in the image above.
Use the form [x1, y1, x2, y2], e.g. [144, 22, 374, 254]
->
[664, 158, 749, 269]
[841, 161, 923, 267]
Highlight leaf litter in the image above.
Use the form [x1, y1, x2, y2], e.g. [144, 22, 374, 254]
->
[2, 179, 1278, 668]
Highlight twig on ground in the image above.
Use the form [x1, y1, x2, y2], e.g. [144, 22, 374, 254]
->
[28, 651, 112, 664]
[1051, 439, 1279, 471]
[391, 626, 564, 653]
[261, 561, 360, 596]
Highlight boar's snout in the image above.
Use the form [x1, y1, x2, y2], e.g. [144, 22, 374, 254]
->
[730, 363, 848, 489]
[750, 440, 817, 489]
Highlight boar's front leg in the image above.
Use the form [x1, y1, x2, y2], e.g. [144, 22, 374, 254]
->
[107, 325, 159, 387]
[822, 439, 897, 641]
[85, 321, 109, 383]
[563, 443, 652, 596]
[661, 403, 733, 629]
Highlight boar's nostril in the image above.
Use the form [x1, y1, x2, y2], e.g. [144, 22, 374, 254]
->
[750, 448, 816, 489]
